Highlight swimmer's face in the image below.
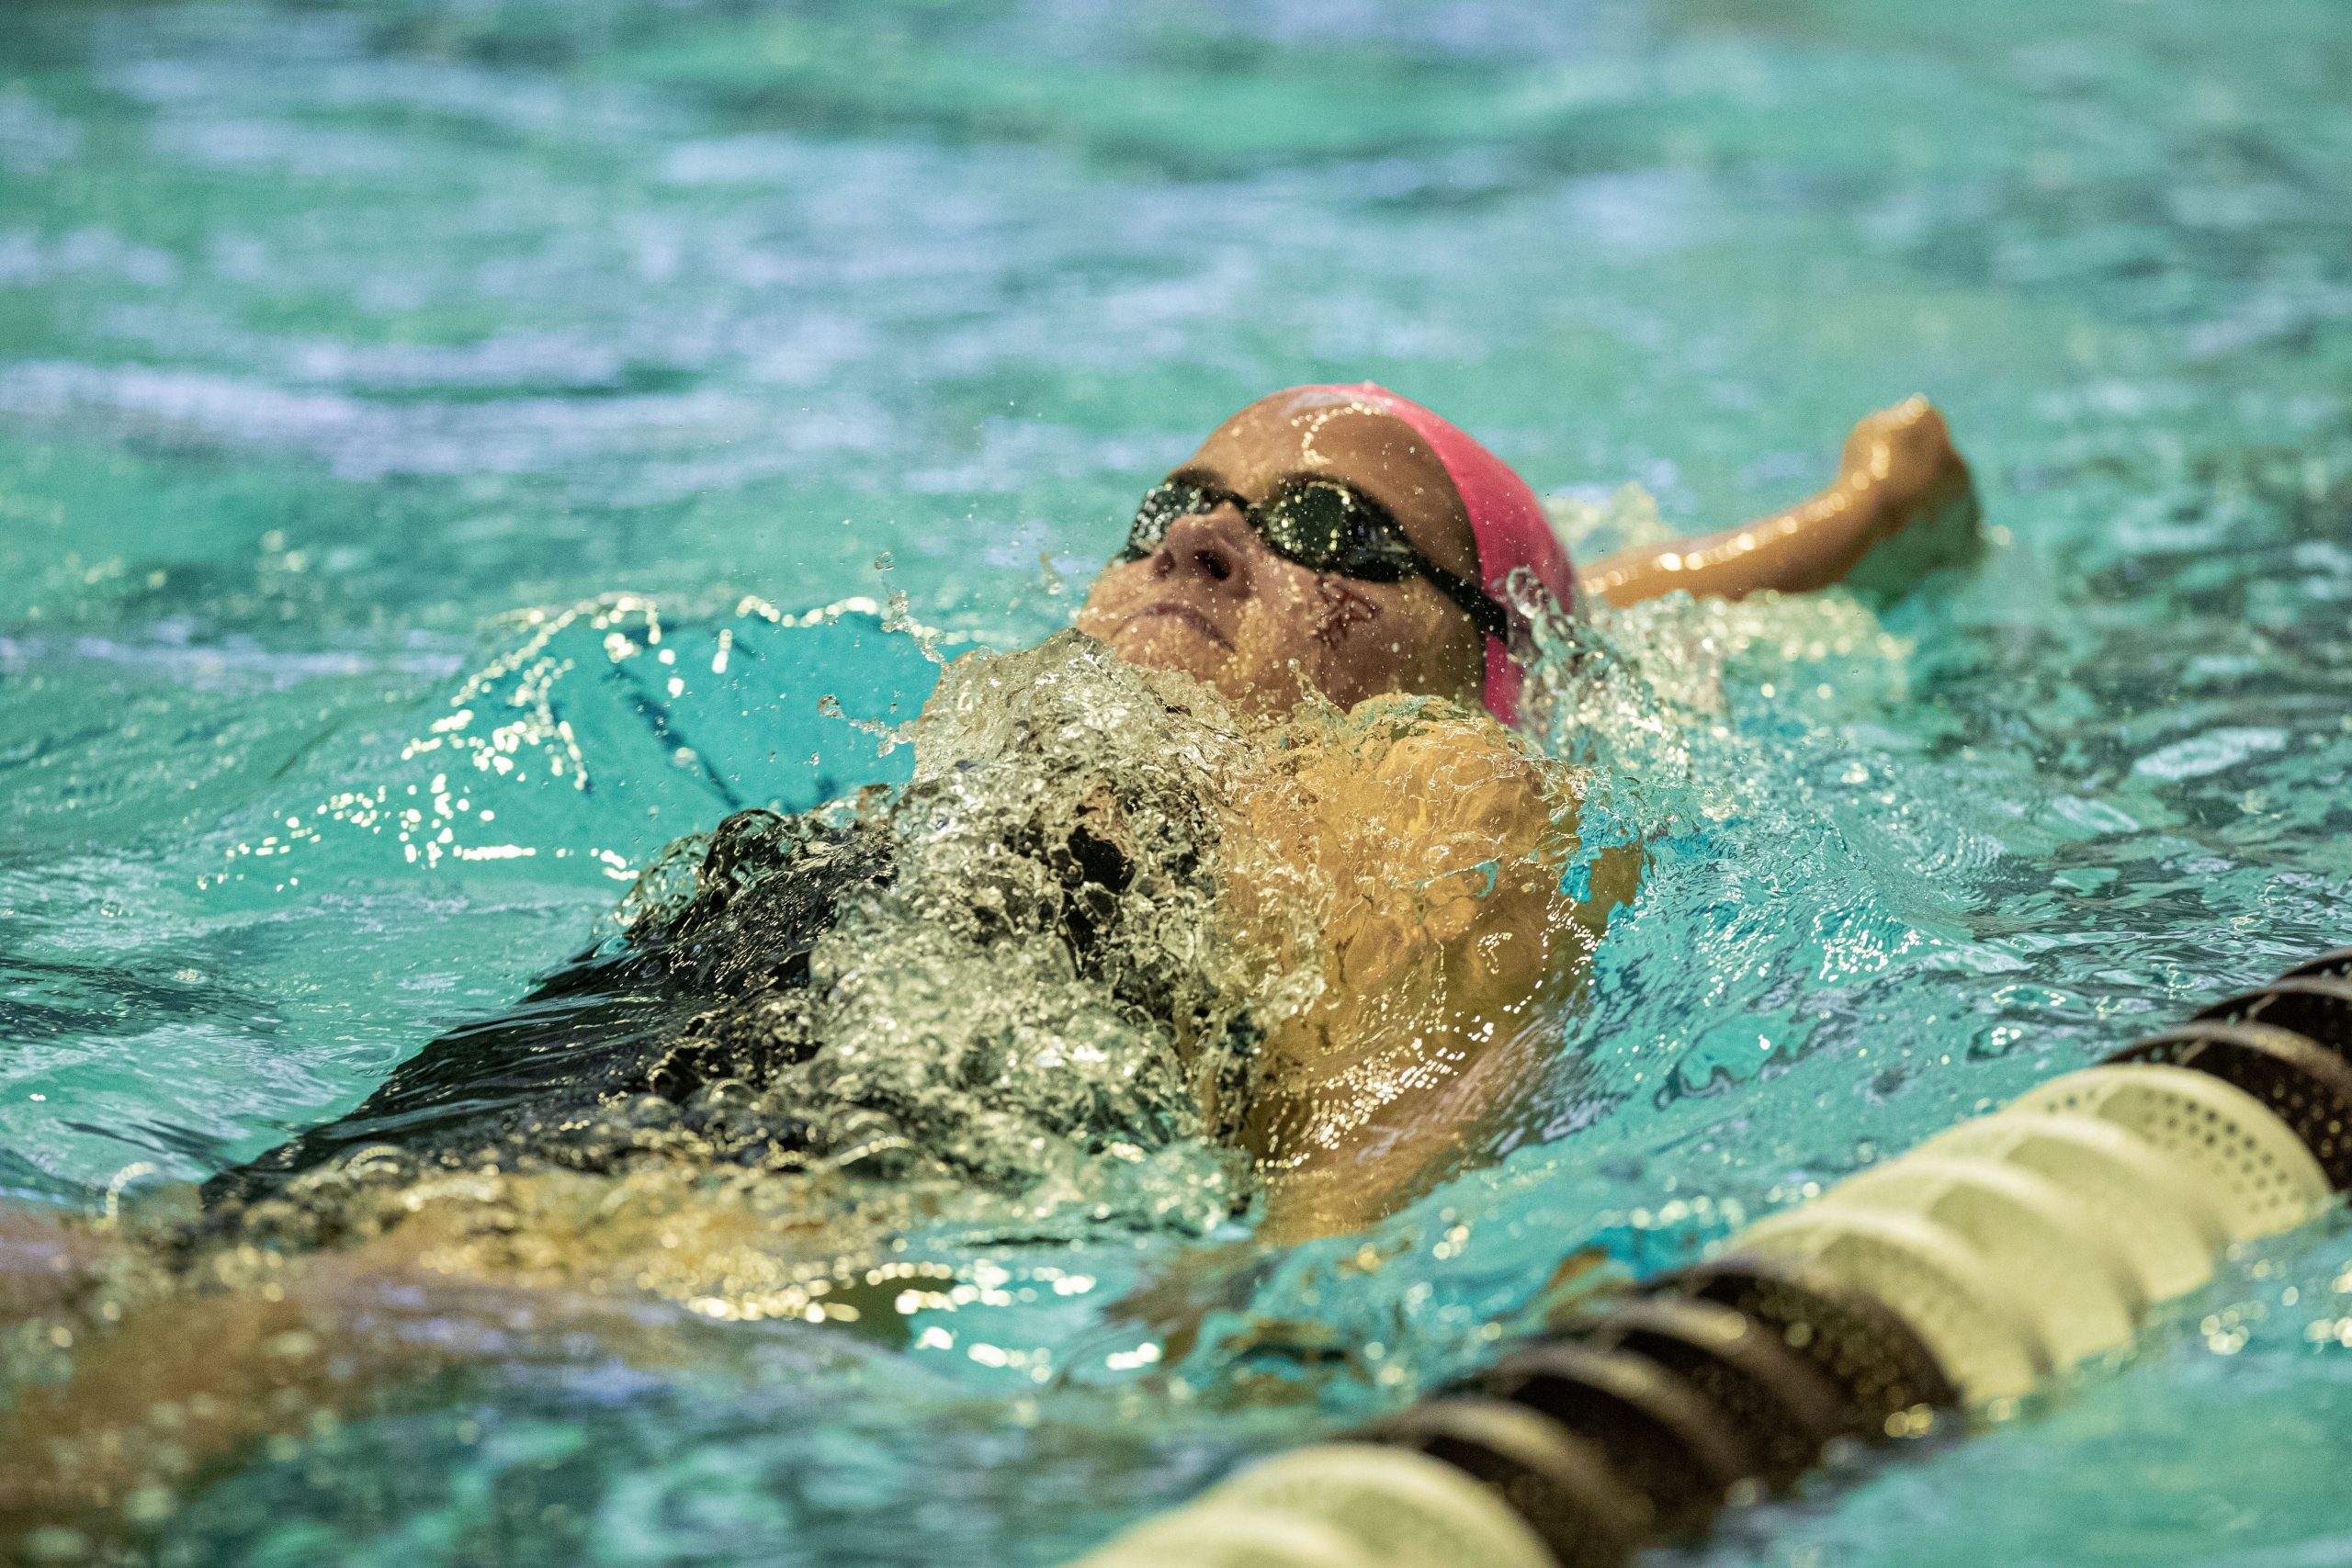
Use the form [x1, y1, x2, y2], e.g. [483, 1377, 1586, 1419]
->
[1075, 389, 1487, 714]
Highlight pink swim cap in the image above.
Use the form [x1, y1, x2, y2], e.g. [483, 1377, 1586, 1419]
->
[1291, 382, 1573, 725]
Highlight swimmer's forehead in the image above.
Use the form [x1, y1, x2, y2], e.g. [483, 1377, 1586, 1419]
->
[1169, 390, 1477, 580]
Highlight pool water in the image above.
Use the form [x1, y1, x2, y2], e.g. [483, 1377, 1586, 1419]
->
[5, 0, 2352, 1562]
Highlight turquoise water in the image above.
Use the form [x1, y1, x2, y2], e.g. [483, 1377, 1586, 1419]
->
[5, 0, 2352, 1562]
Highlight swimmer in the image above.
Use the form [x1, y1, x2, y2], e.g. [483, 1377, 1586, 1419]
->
[1067, 384, 1973, 1230]
[0, 385, 1975, 1540]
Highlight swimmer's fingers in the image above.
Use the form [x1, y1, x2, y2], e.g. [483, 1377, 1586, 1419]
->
[1102, 1237, 1272, 1367]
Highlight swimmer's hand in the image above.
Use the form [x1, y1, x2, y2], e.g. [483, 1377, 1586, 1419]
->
[1836, 396, 1984, 601]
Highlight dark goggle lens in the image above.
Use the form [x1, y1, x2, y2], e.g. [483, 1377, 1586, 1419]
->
[1261, 481, 1411, 581]
[1123, 481, 1216, 558]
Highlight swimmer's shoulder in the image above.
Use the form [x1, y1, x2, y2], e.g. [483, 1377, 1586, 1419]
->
[1329, 690, 1561, 783]
[1286, 691, 1581, 845]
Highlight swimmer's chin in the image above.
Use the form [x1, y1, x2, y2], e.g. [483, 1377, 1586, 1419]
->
[1096, 615, 1234, 682]
[1069, 616, 1314, 716]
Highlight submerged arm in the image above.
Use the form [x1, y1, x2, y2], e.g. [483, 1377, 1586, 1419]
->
[1579, 397, 1980, 608]
[0, 1168, 877, 1546]
[0, 1214, 457, 1541]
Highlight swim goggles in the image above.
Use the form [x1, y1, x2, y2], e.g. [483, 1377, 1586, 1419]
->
[1116, 478, 1511, 641]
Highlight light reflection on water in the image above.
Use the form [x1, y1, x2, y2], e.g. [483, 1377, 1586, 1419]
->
[2, 0, 2350, 1562]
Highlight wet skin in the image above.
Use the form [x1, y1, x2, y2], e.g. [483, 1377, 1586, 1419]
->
[1073, 387, 1489, 715]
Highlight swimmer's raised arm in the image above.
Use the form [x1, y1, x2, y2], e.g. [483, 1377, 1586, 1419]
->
[1578, 397, 1981, 608]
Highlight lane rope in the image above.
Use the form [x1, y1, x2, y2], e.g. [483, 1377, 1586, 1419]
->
[1069, 943, 2352, 1567]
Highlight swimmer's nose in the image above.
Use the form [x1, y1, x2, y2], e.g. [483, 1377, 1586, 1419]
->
[1153, 507, 1252, 592]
